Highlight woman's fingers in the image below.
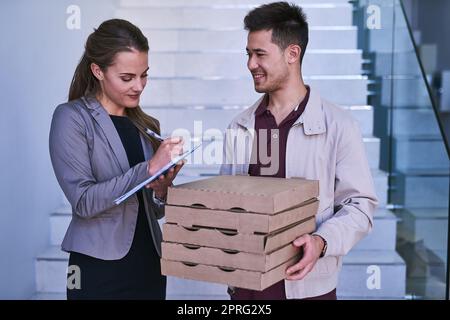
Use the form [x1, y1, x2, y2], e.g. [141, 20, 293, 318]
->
[145, 159, 186, 189]
[162, 136, 184, 145]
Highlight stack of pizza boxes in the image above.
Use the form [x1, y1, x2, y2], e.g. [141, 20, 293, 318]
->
[161, 175, 319, 291]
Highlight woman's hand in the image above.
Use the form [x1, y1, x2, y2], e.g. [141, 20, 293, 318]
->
[147, 137, 184, 176]
[145, 136, 185, 199]
[145, 160, 185, 199]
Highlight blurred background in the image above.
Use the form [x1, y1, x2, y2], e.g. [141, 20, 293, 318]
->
[0, 0, 448, 300]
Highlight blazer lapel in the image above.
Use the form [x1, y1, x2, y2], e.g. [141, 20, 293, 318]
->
[140, 133, 154, 161]
[81, 96, 130, 173]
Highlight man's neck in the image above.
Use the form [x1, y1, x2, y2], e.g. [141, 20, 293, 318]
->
[267, 80, 308, 116]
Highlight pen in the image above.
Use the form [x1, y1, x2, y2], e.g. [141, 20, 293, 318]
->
[145, 128, 164, 142]
[146, 128, 202, 143]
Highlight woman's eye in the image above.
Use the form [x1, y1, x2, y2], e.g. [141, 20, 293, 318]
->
[121, 78, 132, 82]
[141, 74, 148, 78]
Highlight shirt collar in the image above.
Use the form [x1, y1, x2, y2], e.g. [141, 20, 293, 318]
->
[237, 86, 326, 136]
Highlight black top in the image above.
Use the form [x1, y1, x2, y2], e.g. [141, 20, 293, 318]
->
[67, 115, 165, 300]
[110, 115, 153, 253]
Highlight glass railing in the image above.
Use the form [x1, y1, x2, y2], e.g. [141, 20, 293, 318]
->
[354, 0, 449, 299]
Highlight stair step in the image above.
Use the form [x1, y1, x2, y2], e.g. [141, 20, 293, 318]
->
[392, 135, 448, 171]
[397, 208, 448, 251]
[116, 4, 353, 29]
[120, 0, 353, 8]
[35, 247, 69, 293]
[143, 27, 358, 51]
[338, 250, 406, 298]
[35, 247, 405, 299]
[405, 275, 447, 299]
[141, 75, 368, 106]
[397, 235, 447, 285]
[369, 27, 413, 54]
[378, 107, 441, 136]
[149, 50, 363, 77]
[381, 77, 432, 108]
[354, 209, 398, 251]
[374, 51, 418, 76]
[391, 169, 449, 208]
[31, 293, 66, 300]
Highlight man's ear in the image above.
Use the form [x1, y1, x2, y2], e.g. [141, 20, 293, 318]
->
[286, 44, 301, 65]
[90, 63, 104, 81]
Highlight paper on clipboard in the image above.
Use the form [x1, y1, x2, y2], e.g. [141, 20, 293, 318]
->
[114, 143, 202, 205]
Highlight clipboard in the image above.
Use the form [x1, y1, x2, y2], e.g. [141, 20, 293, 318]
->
[114, 143, 202, 205]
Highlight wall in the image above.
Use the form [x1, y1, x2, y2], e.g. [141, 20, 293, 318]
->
[0, 0, 116, 299]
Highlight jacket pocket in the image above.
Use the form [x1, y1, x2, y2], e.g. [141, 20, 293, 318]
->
[309, 256, 338, 278]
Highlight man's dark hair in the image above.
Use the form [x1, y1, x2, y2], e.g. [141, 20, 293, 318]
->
[244, 2, 309, 64]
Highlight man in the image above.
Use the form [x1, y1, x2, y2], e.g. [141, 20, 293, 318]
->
[219, 2, 378, 300]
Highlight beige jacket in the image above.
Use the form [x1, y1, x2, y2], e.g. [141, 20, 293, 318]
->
[219, 87, 378, 299]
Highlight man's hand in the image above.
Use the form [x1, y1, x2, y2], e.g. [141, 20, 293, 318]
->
[286, 234, 325, 281]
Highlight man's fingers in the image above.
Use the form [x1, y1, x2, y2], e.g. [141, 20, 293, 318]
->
[286, 257, 308, 276]
[293, 235, 308, 248]
[297, 264, 314, 280]
[286, 263, 313, 281]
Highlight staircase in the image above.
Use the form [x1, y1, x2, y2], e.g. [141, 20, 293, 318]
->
[33, 0, 407, 300]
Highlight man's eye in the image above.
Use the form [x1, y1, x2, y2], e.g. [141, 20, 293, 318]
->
[141, 74, 148, 78]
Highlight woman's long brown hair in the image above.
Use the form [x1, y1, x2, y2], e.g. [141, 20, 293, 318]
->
[68, 19, 161, 151]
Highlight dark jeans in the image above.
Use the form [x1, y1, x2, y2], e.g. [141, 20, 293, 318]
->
[229, 280, 337, 300]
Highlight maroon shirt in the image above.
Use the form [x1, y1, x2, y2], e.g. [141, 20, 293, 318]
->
[248, 86, 310, 178]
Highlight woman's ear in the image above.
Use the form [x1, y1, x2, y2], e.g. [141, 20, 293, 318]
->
[90, 63, 104, 81]
[286, 45, 301, 65]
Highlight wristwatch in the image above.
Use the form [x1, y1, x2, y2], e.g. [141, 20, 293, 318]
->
[315, 235, 328, 258]
[152, 192, 166, 206]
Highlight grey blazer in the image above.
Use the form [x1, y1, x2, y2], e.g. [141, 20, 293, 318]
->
[49, 96, 164, 260]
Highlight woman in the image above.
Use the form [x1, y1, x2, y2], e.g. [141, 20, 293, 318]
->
[49, 19, 184, 300]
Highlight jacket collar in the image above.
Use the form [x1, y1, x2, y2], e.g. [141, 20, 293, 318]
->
[236, 86, 326, 136]
[81, 96, 130, 173]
